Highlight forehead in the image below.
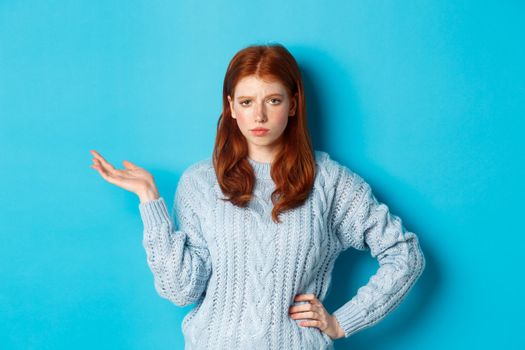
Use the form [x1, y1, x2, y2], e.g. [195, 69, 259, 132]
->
[234, 75, 286, 96]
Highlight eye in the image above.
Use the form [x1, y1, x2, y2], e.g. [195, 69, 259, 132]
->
[240, 99, 251, 106]
[269, 98, 282, 104]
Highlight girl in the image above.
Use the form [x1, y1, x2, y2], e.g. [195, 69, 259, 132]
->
[90, 43, 425, 350]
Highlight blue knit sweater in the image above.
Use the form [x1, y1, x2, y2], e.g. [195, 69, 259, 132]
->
[138, 150, 425, 349]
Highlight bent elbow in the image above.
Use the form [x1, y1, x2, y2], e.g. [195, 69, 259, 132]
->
[414, 243, 426, 281]
[153, 281, 201, 307]
[382, 234, 426, 288]
[399, 237, 426, 288]
[168, 294, 198, 307]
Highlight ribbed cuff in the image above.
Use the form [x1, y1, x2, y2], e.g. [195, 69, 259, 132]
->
[138, 197, 171, 228]
[332, 302, 368, 338]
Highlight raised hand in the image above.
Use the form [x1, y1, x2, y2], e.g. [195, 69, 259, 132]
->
[90, 150, 160, 202]
[289, 293, 346, 340]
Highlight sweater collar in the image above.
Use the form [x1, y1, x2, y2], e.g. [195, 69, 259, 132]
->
[247, 157, 272, 180]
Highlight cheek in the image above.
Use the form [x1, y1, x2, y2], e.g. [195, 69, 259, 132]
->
[234, 111, 250, 129]
[271, 106, 290, 120]
[275, 113, 290, 128]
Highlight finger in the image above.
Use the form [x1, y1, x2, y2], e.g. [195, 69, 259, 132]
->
[90, 150, 116, 172]
[92, 158, 108, 174]
[123, 160, 140, 170]
[298, 319, 321, 328]
[93, 162, 120, 186]
[92, 159, 109, 176]
[93, 157, 118, 177]
[290, 311, 317, 320]
[93, 158, 117, 179]
[294, 293, 316, 301]
[289, 303, 315, 313]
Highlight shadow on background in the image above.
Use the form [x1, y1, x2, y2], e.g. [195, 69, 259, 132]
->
[298, 47, 439, 349]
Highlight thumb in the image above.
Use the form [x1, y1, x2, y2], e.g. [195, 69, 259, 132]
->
[123, 160, 140, 169]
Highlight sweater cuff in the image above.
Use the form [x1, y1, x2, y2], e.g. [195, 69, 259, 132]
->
[332, 302, 368, 338]
[138, 197, 171, 228]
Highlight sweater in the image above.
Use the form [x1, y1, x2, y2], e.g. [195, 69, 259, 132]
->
[138, 150, 426, 350]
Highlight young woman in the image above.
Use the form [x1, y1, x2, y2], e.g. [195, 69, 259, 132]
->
[90, 43, 425, 350]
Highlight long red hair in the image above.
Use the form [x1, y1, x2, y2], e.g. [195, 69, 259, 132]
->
[212, 43, 315, 224]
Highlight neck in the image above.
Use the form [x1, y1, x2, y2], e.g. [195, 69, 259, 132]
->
[247, 157, 272, 180]
[247, 142, 283, 164]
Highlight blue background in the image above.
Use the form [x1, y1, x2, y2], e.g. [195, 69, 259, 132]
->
[1, 1, 523, 349]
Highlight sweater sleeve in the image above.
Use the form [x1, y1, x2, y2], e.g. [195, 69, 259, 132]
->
[329, 164, 426, 338]
[138, 171, 212, 307]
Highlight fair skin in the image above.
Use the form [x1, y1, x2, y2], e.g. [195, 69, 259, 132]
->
[89, 150, 159, 203]
[228, 75, 295, 164]
[89, 74, 345, 341]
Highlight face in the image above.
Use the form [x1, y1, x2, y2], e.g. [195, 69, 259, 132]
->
[227, 75, 297, 161]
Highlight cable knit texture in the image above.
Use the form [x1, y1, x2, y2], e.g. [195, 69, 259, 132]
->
[138, 150, 426, 349]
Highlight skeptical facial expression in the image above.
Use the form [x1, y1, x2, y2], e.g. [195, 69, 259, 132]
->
[228, 75, 297, 156]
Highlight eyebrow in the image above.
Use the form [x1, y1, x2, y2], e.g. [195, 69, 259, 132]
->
[236, 93, 284, 100]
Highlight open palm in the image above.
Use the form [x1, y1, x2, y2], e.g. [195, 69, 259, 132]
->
[90, 149, 155, 196]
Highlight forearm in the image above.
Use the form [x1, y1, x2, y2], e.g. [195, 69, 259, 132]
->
[138, 198, 211, 307]
[328, 160, 426, 338]
[333, 233, 426, 338]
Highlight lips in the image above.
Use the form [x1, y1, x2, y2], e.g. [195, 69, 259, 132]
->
[250, 128, 269, 136]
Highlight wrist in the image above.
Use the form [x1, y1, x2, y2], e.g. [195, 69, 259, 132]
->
[332, 315, 346, 339]
[138, 186, 160, 203]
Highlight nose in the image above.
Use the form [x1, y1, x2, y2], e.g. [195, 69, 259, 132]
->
[255, 102, 267, 122]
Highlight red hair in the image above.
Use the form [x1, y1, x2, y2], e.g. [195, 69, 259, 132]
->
[212, 43, 315, 224]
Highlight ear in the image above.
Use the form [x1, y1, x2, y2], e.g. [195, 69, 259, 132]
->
[289, 93, 298, 116]
[227, 95, 236, 119]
